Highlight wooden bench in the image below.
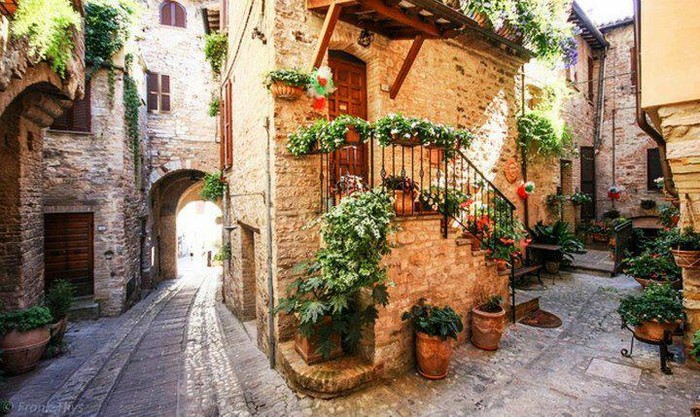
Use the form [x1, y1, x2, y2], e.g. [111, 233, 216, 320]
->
[512, 263, 543, 286]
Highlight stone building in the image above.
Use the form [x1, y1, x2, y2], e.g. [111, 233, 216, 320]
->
[218, 0, 543, 395]
[0, 1, 85, 310]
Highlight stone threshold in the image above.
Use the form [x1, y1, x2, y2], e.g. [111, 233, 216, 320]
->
[276, 341, 380, 399]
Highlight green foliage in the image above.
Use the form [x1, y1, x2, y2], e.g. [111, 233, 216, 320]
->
[208, 97, 220, 117]
[658, 203, 680, 229]
[530, 220, 584, 262]
[204, 32, 228, 76]
[44, 280, 74, 320]
[287, 116, 371, 156]
[123, 54, 141, 172]
[671, 227, 700, 251]
[263, 68, 312, 89]
[201, 171, 226, 201]
[692, 330, 700, 363]
[623, 252, 680, 282]
[570, 192, 592, 206]
[483, 216, 527, 261]
[85, 0, 137, 69]
[479, 295, 504, 313]
[11, 0, 82, 77]
[0, 306, 53, 334]
[401, 301, 464, 340]
[418, 187, 471, 217]
[213, 243, 231, 262]
[617, 283, 684, 327]
[372, 114, 473, 157]
[382, 175, 418, 193]
[277, 190, 395, 357]
[586, 221, 609, 236]
[518, 112, 572, 160]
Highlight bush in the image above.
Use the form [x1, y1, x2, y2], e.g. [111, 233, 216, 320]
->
[200, 171, 226, 201]
[518, 112, 572, 160]
[204, 32, 227, 76]
[617, 283, 684, 327]
[402, 301, 464, 340]
[478, 295, 503, 313]
[208, 97, 220, 117]
[213, 243, 231, 262]
[623, 252, 680, 282]
[0, 306, 53, 334]
[45, 280, 75, 321]
[287, 116, 371, 157]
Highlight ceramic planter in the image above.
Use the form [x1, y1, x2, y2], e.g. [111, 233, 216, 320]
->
[415, 332, 453, 380]
[270, 82, 305, 100]
[633, 319, 681, 343]
[0, 326, 50, 375]
[672, 249, 700, 269]
[471, 306, 506, 351]
[393, 189, 415, 215]
[294, 317, 342, 365]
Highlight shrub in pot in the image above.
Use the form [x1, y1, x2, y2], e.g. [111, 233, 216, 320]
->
[402, 301, 463, 380]
[623, 252, 681, 289]
[0, 306, 53, 374]
[471, 295, 506, 351]
[658, 203, 680, 229]
[45, 280, 74, 346]
[263, 68, 311, 100]
[530, 220, 584, 273]
[383, 175, 418, 215]
[588, 221, 609, 243]
[670, 227, 700, 270]
[277, 190, 395, 364]
[617, 283, 684, 342]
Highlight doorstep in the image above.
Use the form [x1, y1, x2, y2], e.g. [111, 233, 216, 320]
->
[276, 340, 380, 398]
[68, 296, 100, 320]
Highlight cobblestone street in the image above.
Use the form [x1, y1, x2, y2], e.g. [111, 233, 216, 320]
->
[2, 265, 699, 416]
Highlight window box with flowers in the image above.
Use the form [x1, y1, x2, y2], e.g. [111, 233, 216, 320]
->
[287, 115, 371, 157]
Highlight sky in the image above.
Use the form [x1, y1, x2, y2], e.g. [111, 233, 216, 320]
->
[575, 0, 633, 25]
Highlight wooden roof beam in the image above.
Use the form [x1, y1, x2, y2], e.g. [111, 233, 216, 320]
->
[390, 34, 424, 99]
[311, 0, 357, 69]
[362, 0, 441, 37]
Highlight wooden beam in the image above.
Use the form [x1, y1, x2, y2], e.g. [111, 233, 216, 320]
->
[360, 0, 441, 37]
[307, 0, 355, 11]
[389, 34, 424, 99]
[312, 1, 344, 69]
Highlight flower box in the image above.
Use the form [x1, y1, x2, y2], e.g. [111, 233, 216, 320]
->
[270, 81, 305, 100]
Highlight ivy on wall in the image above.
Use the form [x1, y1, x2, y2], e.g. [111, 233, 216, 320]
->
[123, 53, 141, 174]
[518, 80, 574, 160]
[201, 171, 227, 201]
[208, 97, 220, 117]
[11, 0, 82, 77]
[204, 32, 228, 76]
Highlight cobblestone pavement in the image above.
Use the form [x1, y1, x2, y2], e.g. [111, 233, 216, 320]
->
[2, 267, 699, 416]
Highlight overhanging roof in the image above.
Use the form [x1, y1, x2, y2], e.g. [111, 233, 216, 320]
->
[569, 1, 608, 50]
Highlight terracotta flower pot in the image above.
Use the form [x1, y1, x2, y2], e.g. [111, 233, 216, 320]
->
[672, 249, 700, 269]
[392, 134, 421, 147]
[495, 259, 508, 271]
[294, 316, 342, 365]
[345, 126, 360, 144]
[633, 319, 681, 343]
[633, 276, 682, 290]
[270, 82, 304, 100]
[429, 148, 445, 165]
[393, 189, 415, 215]
[415, 332, 453, 380]
[545, 261, 560, 274]
[0, 326, 50, 375]
[592, 233, 608, 243]
[50, 317, 68, 345]
[471, 306, 506, 351]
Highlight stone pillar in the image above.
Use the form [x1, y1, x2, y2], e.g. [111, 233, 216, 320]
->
[658, 100, 700, 359]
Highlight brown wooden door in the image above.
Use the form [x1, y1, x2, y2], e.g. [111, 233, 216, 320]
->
[580, 146, 596, 219]
[45, 213, 94, 297]
[328, 51, 368, 182]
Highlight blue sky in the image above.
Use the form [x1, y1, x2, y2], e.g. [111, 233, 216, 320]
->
[577, 0, 633, 25]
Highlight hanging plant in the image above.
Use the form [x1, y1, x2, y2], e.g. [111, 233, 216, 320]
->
[123, 54, 141, 171]
[286, 115, 371, 157]
[570, 192, 592, 206]
[208, 96, 220, 117]
[263, 68, 312, 100]
[204, 32, 228, 76]
[201, 171, 227, 201]
[11, 0, 82, 77]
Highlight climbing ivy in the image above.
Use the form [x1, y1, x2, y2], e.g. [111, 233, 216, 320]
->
[201, 171, 227, 201]
[204, 32, 228, 76]
[208, 97, 220, 117]
[11, 0, 82, 77]
[518, 81, 574, 159]
[123, 54, 141, 172]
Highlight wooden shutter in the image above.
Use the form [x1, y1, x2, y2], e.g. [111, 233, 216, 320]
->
[147, 73, 159, 111]
[51, 78, 91, 132]
[587, 56, 594, 101]
[630, 47, 637, 88]
[220, 92, 226, 169]
[160, 75, 171, 112]
[160, 2, 172, 25]
[174, 3, 186, 27]
[647, 148, 662, 190]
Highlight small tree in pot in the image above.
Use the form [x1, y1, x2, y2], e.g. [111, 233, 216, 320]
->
[0, 306, 53, 374]
[617, 283, 684, 342]
[45, 280, 74, 346]
[402, 300, 463, 380]
[471, 295, 506, 351]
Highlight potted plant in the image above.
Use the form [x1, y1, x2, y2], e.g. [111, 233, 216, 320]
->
[263, 68, 311, 100]
[0, 306, 53, 374]
[588, 221, 609, 243]
[471, 295, 506, 351]
[402, 300, 464, 380]
[45, 280, 74, 345]
[333, 174, 367, 202]
[670, 227, 700, 269]
[383, 175, 418, 215]
[317, 114, 371, 151]
[570, 192, 592, 207]
[530, 220, 584, 274]
[276, 190, 395, 364]
[658, 203, 680, 229]
[623, 252, 681, 289]
[483, 218, 527, 271]
[545, 193, 566, 215]
[373, 114, 424, 147]
[617, 283, 684, 342]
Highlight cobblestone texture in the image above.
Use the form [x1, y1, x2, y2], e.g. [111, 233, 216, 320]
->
[3, 266, 699, 416]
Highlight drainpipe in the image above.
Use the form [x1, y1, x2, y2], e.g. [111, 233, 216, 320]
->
[593, 47, 607, 150]
[520, 71, 529, 228]
[633, 0, 678, 197]
[264, 116, 276, 368]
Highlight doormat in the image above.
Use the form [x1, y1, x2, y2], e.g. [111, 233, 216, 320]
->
[519, 309, 562, 328]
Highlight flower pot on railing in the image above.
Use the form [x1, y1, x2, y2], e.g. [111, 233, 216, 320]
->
[294, 316, 342, 365]
[633, 319, 681, 343]
[270, 81, 305, 100]
[392, 134, 422, 147]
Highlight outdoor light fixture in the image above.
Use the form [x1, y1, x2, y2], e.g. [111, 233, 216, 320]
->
[357, 29, 374, 48]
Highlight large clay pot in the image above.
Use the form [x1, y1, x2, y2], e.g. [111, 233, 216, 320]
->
[393, 190, 415, 215]
[633, 276, 682, 290]
[0, 326, 50, 375]
[294, 317, 342, 365]
[415, 332, 453, 380]
[672, 249, 700, 270]
[49, 317, 68, 345]
[270, 82, 304, 100]
[471, 306, 506, 351]
[633, 319, 681, 343]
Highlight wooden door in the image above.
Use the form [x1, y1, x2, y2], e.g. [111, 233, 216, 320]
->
[45, 213, 94, 297]
[580, 146, 596, 219]
[328, 51, 368, 183]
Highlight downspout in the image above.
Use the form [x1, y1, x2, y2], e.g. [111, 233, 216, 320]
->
[264, 116, 276, 368]
[633, 0, 678, 197]
[520, 71, 529, 228]
[593, 47, 607, 150]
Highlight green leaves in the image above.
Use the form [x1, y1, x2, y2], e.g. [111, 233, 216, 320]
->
[44, 280, 74, 320]
[85, 0, 138, 68]
[208, 97, 220, 117]
[0, 306, 53, 334]
[518, 112, 573, 160]
[692, 330, 700, 364]
[263, 68, 312, 89]
[204, 32, 228, 76]
[530, 220, 584, 262]
[200, 171, 227, 201]
[617, 283, 684, 327]
[286, 116, 371, 157]
[402, 301, 464, 340]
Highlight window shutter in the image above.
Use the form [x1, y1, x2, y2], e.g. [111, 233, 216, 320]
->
[160, 3, 172, 25]
[221, 0, 228, 31]
[647, 148, 662, 190]
[160, 75, 171, 112]
[51, 106, 70, 130]
[174, 3, 186, 27]
[587, 56, 594, 101]
[220, 93, 226, 169]
[72, 83, 91, 132]
[225, 80, 233, 167]
[147, 73, 159, 111]
[630, 47, 637, 88]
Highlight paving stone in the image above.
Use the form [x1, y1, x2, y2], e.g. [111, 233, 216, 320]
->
[586, 358, 643, 385]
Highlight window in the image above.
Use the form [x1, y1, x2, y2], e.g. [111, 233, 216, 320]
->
[147, 73, 171, 113]
[51, 79, 91, 132]
[587, 56, 594, 101]
[160, 1, 186, 28]
[220, 80, 232, 168]
[630, 46, 637, 88]
[647, 148, 663, 190]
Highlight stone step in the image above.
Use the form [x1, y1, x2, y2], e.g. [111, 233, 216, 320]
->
[511, 293, 540, 323]
[68, 296, 100, 320]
